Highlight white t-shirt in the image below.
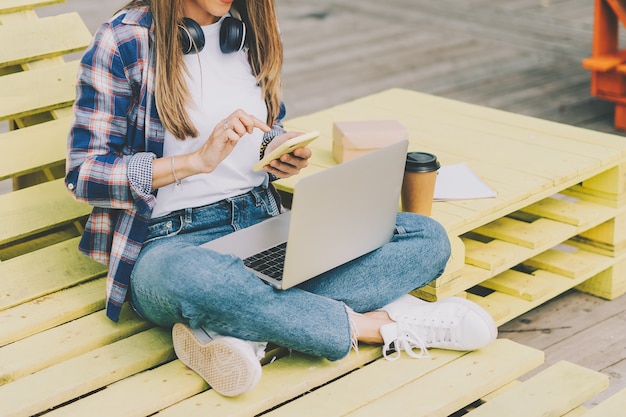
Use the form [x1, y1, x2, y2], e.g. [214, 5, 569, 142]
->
[151, 16, 268, 218]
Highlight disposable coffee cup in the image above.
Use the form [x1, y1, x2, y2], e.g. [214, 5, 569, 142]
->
[401, 152, 440, 216]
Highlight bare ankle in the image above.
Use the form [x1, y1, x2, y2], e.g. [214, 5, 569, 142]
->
[349, 311, 393, 344]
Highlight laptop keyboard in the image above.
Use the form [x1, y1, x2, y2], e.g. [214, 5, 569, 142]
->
[243, 242, 287, 281]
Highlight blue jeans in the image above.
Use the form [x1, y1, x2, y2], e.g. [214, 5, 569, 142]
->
[130, 185, 451, 361]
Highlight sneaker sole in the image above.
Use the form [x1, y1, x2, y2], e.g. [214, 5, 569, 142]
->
[172, 323, 262, 397]
[441, 297, 498, 342]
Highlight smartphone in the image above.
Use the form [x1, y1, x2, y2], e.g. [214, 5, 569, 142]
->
[252, 130, 320, 172]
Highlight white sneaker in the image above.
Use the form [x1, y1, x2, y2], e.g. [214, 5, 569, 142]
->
[379, 295, 497, 360]
[172, 323, 267, 396]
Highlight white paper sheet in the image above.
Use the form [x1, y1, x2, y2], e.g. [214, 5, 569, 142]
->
[433, 162, 497, 201]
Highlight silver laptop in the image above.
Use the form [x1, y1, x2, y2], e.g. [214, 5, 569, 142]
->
[202, 139, 409, 289]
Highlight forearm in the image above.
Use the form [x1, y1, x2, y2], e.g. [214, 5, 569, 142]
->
[152, 153, 206, 190]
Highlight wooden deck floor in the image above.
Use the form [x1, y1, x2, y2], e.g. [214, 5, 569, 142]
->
[32, 0, 626, 409]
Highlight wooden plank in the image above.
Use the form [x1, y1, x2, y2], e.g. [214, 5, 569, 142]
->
[0, 116, 70, 180]
[413, 263, 492, 300]
[464, 361, 609, 417]
[0, 222, 79, 261]
[581, 163, 626, 197]
[0, 13, 90, 68]
[0, 60, 78, 121]
[462, 236, 517, 272]
[480, 261, 621, 326]
[155, 345, 384, 417]
[0, 278, 104, 347]
[577, 254, 626, 299]
[578, 210, 626, 249]
[481, 269, 553, 301]
[473, 217, 577, 249]
[582, 388, 626, 416]
[362, 89, 626, 157]
[266, 339, 544, 417]
[0, 0, 63, 14]
[0, 305, 151, 384]
[0, 237, 105, 311]
[0, 178, 92, 246]
[524, 242, 615, 279]
[520, 193, 618, 228]
[0, 328, 174, 417]
[42, 360, 209, 417]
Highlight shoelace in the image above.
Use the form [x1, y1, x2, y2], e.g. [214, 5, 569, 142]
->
[382, 324, 429, 361]
[252, 342, 268, 360]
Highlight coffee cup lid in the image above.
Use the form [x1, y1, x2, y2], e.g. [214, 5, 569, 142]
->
[405, 152, 440, 172]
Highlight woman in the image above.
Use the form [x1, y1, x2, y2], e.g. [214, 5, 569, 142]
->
[66, 0, 497, 397]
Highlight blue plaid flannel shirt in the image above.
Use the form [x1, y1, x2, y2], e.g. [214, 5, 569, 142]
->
[66, 7, 284, 322]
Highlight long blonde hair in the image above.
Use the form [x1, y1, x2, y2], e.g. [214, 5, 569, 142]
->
[119, 0, 283, 140]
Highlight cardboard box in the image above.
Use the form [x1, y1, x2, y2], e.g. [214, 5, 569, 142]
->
[332, 120, 409, 163]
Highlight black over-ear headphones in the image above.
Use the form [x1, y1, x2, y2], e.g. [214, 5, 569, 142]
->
[178, 16, 246, 55]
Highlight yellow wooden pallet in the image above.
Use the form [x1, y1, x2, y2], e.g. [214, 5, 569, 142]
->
[1, 3, 625, 412]
[0, 0, 64, 14]
[0, 12, 90, 68]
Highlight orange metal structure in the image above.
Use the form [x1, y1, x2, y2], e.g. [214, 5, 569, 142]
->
[583, 0, 626, 129]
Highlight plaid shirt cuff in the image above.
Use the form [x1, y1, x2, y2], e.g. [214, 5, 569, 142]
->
[259, 124, 286, 159]
[128, 152, 156, 197]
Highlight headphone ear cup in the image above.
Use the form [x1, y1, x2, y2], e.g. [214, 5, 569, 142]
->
[179, 17, 205, 54]
[220, 16, 246, 53]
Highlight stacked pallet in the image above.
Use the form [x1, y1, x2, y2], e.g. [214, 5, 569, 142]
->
[2, 1, 626, 415]
[278, 88, 626, 326]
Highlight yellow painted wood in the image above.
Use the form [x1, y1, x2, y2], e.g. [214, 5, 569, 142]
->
[481, 269, 552, 301]
[367, 89, 626, 157]
[357, 90, 619, 174]
[43, 360, 209, 417]
[463, 361, 608, 417]
[0, 116, 71, 181]
[0, 278, 104, 347]
[483, 266, 619, 326]
[0, 305, 151, 385]
[336, 339, 544, 417]
[156, 345, 384, 417]
[0, 60, 79, 121]
[437, 235, 465, 285]
[0, 0, 63, 14]
[521, 193, 618, 228]
[466, 292, 511, 323]
[579, 209, 626, 249]
[577, 254, 626, 300]
[0, 13, 90, 68]
[0, 237, 105, 311]
[581, 387, 626, 416]
[563, 407, 590, 417]
[262, 348, 468, 417]
[473, 217, 576, 249]
[413, 264, 492, 301]
[524, 243, 615, 279]
[480, 380, 521, 402]
[461, 234, 536, 277]
[0, 328, 174, 417]
[0, 222, 78, 261]
[52, 105, 74, 119]
[581, 163, 626, 197]
[462, 237, 509, 272]
[564, 185, 626, 209]
[0, 178, 92, 246]
[280, 88, 626, 239]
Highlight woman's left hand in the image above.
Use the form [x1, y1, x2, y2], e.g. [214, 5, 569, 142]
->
[263, 132, 312, 178]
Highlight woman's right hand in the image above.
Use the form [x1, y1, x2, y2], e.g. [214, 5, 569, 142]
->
[191, 109, 271, 174]
[152, 110, 271, 190]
